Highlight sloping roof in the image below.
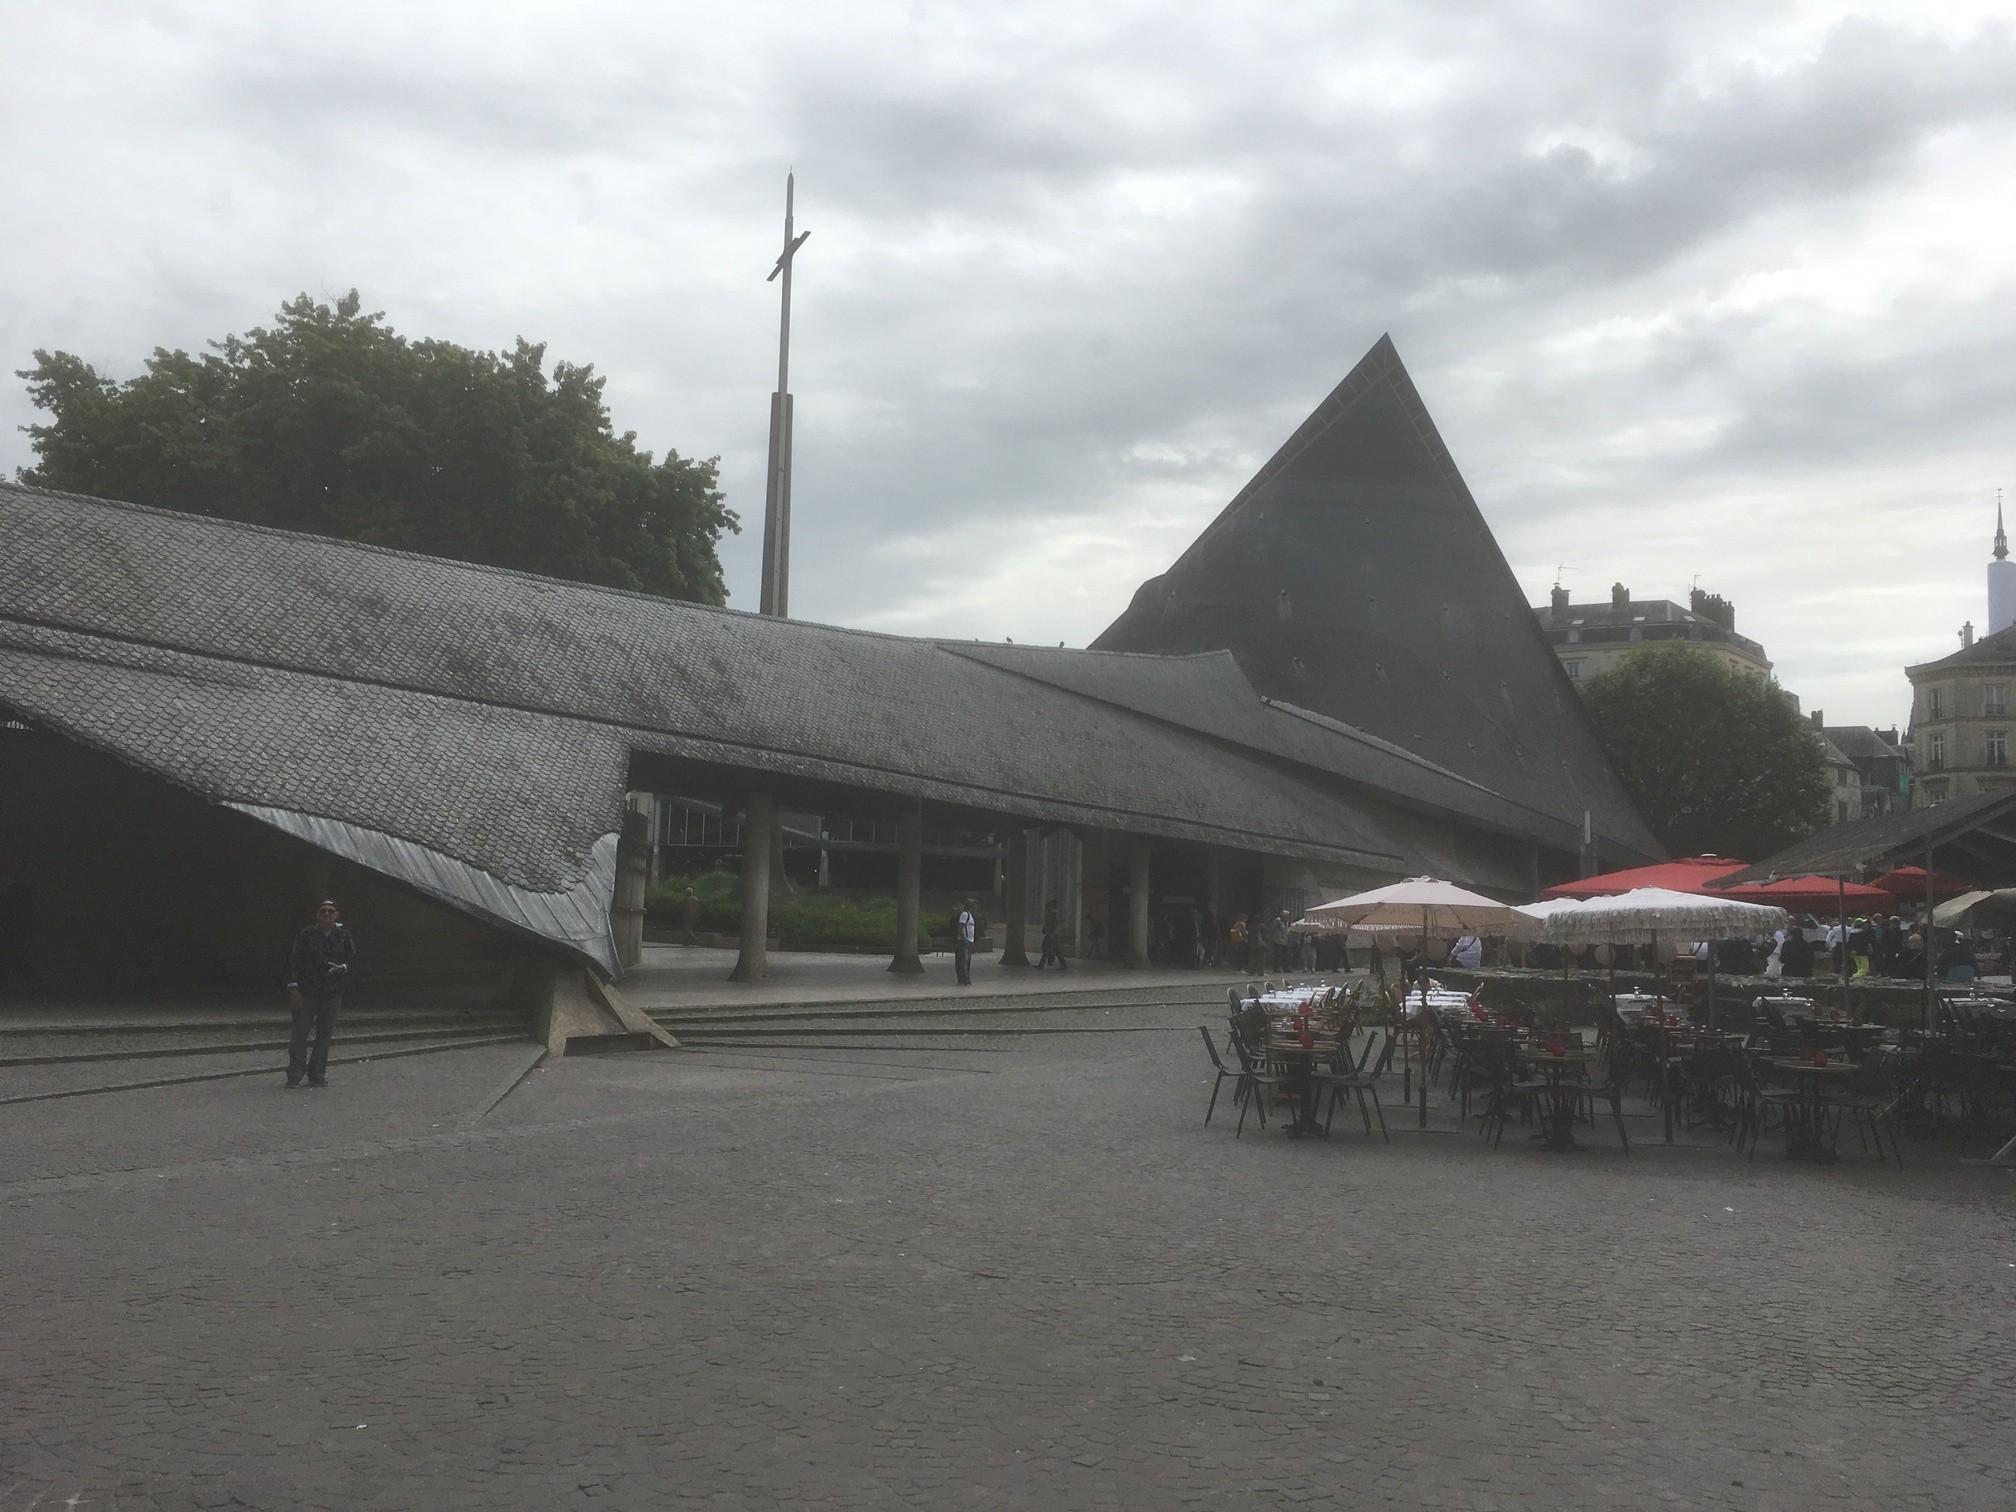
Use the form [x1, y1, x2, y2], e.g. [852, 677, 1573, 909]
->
[1823, 725, 1905, 763]
[1089, 335, 1660, 863]
[1714, 790, 2016, 886]
[1533, 598, 1769, 662]
[1909, 623, 2016, 673]
[943, 641, 1597, 852]
[0, 479, 1616, 968]
[1537, 598, 1719, 633]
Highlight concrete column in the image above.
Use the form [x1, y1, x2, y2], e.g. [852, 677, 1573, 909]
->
[613, 798, 652, 969]
[729, 791, 774, 983]
[999, 828, 1030, 966]
[641, 793, 661, 885]
[1127, 836, 1152, 969]
[889, 798, 925, 975]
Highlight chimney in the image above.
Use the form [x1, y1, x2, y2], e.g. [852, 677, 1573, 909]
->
[1689, 586, 1736, 631]
[1962, 621, 1976, 649]
[1611, 582, 1629, 609]
[1550, 584, 1569, 613]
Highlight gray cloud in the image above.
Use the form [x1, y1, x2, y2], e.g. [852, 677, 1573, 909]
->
[4, 1, 2014, 727]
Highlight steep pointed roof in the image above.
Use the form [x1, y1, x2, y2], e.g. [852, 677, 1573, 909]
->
[1091, 335, 1658, 862]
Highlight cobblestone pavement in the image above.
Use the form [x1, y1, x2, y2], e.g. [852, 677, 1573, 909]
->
[4, 1002, 2013, 1510]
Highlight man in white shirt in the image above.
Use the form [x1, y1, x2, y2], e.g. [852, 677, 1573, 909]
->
[1450, 935, 1483, 969]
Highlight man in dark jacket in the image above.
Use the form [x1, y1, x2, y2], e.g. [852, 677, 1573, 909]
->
[286, 900, 356, 1088]
[1778, 926, 1816, 979]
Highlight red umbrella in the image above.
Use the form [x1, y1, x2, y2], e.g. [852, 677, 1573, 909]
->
[1869, 865, 1969, 902]
[1542, 855, 1747, 900]
[1714, 875, 1889, 910]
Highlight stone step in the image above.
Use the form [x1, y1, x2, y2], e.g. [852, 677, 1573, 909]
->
[647, 988, 1236, 1029]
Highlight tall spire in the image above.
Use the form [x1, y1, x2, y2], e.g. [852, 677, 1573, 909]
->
[1997, 488, 2008, 562]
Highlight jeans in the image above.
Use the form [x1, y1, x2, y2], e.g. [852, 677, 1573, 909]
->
[954, 940, 973, 984]
[288, 993, 341, 1083]
[1039, 933, 1065, 968]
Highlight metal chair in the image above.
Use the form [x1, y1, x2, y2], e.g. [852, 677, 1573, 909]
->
[1315, 1031, 1395, 1143]
[1821, 1045, 1906, 1165]
[1198, 1026, 1245, 1128]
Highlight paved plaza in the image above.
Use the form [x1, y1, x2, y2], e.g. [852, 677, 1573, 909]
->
[4, 996, 2014, 1510]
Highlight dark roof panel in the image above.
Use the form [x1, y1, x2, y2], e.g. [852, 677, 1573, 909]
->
[1715, 790, 2016, 884]
[1089, 336, 1659, 860]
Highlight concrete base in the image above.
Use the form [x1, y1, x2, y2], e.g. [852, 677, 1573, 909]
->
[532, 962, 681, 1056]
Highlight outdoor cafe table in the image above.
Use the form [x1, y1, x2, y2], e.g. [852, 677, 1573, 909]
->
[1764, 1056, 1855, 1164]
[1516, 1043, 1597, 1152]
[1264, 1029, 1342, 1137]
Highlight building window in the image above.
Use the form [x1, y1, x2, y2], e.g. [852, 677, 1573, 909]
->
[1928, 687, 1944, 719]
[1989, 684, 2008, 716]
[1925, 779, 1950, 804]
[1837, 800, 1850, 822]
[1927, 732, 1945, 770]
[1990, 730, 2009, 767]
[1563, 660, 1582, 680]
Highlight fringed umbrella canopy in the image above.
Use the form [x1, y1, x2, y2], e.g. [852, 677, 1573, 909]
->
[1295, 876, 1538, 937]
[1530, 887, 1787, 946]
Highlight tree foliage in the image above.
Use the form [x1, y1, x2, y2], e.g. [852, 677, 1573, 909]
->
[16, 291, 736, 603]
[1577, 643, 1830, 861]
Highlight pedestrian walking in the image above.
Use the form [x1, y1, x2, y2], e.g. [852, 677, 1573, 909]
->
[1039, 900, 1067, 969]
[954, 898, 977, 985]
[286, 899, 355, 1088]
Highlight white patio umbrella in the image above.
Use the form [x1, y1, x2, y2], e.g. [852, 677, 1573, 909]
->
[1526, 888, 1787, 1142]
[1298, 877, 1539, 1128]
[1298, 876, 1542, 938]
[1528, 887, 1786, 946]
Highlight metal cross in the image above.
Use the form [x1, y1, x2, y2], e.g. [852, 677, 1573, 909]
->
[760, 174, 808, 617]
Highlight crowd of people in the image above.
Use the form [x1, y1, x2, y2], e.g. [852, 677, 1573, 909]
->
[1518, 912, 1989, 984]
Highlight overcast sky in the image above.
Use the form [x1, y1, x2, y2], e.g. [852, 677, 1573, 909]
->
[5, 1, 2014, 728]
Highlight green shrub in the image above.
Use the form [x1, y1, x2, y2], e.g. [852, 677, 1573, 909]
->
[643, 876, 928, 950]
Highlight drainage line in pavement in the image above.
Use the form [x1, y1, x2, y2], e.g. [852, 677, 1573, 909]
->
[0, 1014, 527, 1040]
[0, 1024, 522, 1069]
[0, 1035, 530, 1106]
[466, 1045, 548, 1125]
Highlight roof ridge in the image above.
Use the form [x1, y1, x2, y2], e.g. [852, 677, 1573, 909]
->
[0, 480, 1074, 655]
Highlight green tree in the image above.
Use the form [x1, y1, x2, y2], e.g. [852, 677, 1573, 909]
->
[1577, 643, 1829, 860]
[15, 291, 736, 603]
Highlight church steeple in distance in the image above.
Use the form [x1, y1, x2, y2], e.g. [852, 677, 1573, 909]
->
[1996, 488, 2008, 561]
